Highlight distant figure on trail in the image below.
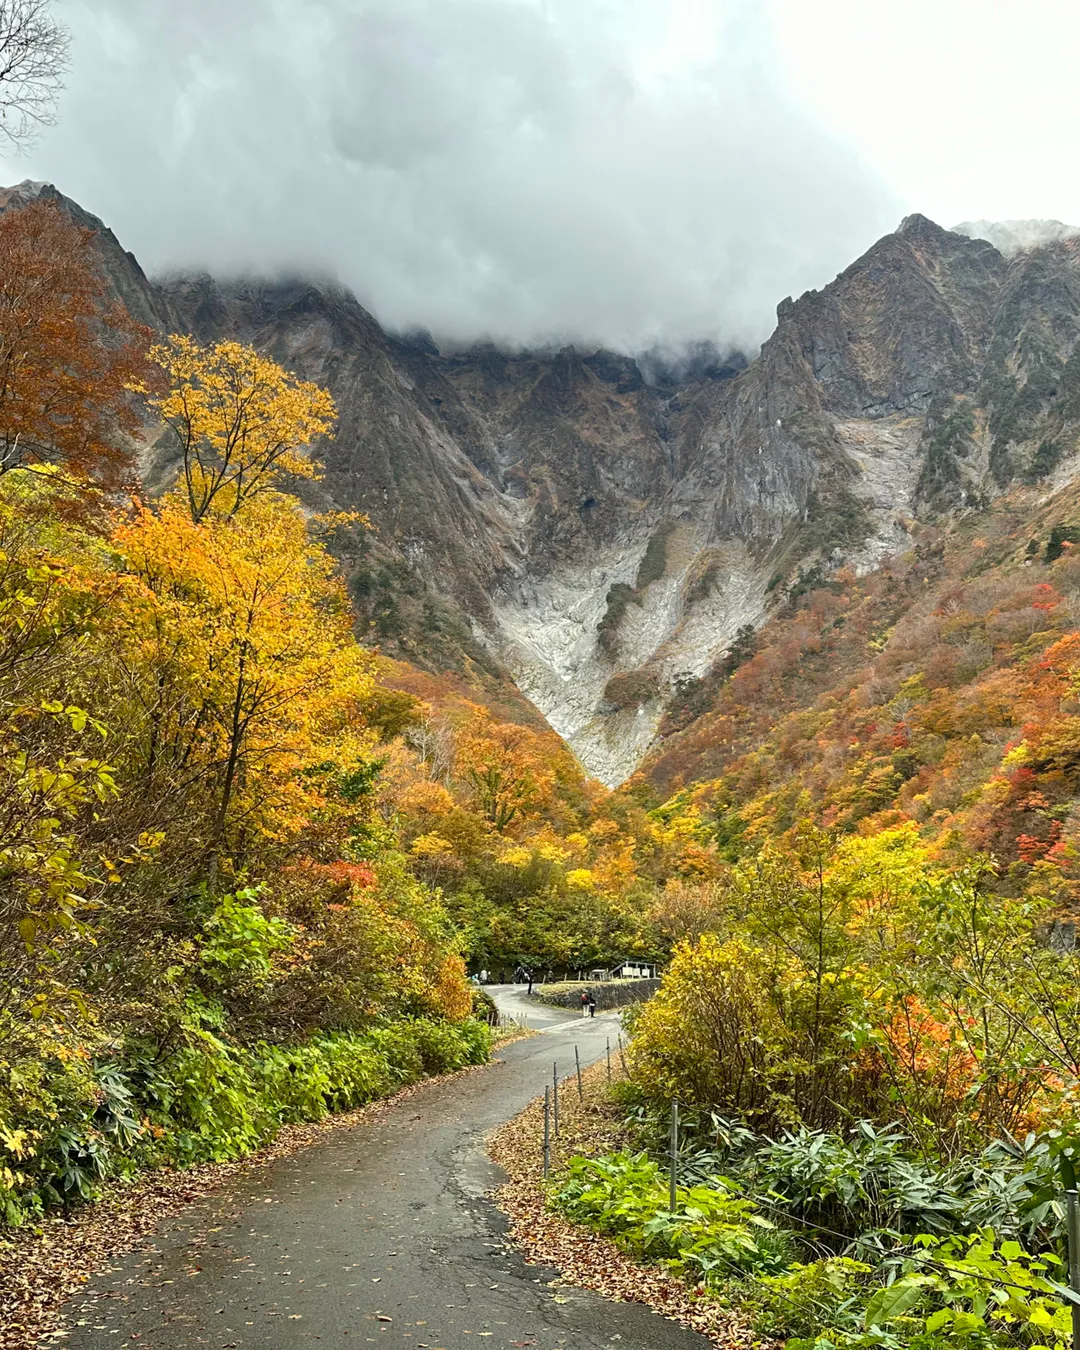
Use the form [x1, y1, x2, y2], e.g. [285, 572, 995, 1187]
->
[587, 991, 597, 1017]
[526, 969, 533, 995]
[580, 990, 589, 1017]
[478, 968, 488, 985]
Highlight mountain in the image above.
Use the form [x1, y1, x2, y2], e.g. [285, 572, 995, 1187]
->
[12, 180, 1080, 786]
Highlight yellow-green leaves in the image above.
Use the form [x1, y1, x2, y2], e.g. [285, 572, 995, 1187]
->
[144, 335, 337, 523]
[1, 702, 119, 953]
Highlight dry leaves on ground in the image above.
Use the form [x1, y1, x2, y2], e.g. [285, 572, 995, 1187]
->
[490, 1025, 538, 1048]
[488, 1060, 761, 1349]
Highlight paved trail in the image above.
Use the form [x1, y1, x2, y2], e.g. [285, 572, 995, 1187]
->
[484, 984, 586, 1033]
[58, 994, 708, 1350]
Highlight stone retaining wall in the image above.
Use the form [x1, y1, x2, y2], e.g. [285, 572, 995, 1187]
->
[530, 978, 659, 1010]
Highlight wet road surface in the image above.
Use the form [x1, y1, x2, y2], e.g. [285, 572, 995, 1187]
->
[56, 1002, 708, 1350]
[484, 984, 595, 1034]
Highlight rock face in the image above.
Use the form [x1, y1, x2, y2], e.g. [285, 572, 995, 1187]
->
[11, 180, 1080, 784]
[0, 181, 180, 331]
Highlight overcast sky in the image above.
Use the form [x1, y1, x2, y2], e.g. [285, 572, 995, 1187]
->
[6, 0, 1077, 353]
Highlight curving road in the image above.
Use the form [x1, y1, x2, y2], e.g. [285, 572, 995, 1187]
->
[57, 995, 708, 1350]
[484, 983, 595, 1034]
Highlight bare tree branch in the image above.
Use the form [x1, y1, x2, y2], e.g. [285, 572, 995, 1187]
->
[0, 0, 68, 152]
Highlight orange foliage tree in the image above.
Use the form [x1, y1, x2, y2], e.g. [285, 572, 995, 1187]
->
[0, 199, 152, 492]
[454, 701, 556, 830]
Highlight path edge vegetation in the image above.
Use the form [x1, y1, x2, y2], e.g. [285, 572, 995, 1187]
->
[493, 1023, 1080, 1350]
[488, 1059, 759, 1349]
[0, 1058, 493, 1350]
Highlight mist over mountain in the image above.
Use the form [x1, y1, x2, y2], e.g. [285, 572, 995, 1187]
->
[953, 218, 1080, 256]
[7, 0, 899, 354]
[23, 167, 1080, 786]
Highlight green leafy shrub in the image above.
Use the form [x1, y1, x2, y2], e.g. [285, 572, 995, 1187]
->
[752, 1122, 962, 1245]
[395, 1016, 490, 1075]
[745, 1257, 875, 1341]
[788, 1230, 1074, 1350]
[554, 1137, 1078, 1350]
[0, 1017, 492, 1225]
[199, 887, 295, 987]
[622, 1100, 1071, 1252]
[553, 1151, 789, 1283]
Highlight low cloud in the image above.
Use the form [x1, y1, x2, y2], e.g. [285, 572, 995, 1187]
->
[17, 0, 898, 351]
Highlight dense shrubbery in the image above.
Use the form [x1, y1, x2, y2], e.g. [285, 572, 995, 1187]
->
[554, 825, 1080, 1348]
[0, 1017, 490, 1225]
[628, 828, 1080, 1150]
[553, 1131, 1078, 1350]
[619, 1100, 1070, 1251]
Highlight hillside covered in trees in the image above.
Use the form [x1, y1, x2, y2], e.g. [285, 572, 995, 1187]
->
[11, 3, 1080, 1348]
[0, 199, 494, 1226]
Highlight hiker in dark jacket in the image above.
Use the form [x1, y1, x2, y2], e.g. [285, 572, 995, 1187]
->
[587, 991, 597, 1017]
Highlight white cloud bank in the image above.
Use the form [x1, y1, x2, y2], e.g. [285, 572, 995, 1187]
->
[12, 0, 899, 351]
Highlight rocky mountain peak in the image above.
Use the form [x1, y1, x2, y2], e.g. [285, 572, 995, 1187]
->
[897, 211, 959, 244]
[0, 177, 53, 207]
[13, 182, 1080, 785]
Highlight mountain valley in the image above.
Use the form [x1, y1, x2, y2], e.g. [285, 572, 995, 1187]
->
[13, 179, 1080, 787]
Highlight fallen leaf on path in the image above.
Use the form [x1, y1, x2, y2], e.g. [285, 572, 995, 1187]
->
[487, 1059, 762, 1350]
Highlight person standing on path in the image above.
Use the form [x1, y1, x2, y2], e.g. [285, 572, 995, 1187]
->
[526, 969, 533, 995]
[587, 991, 597, 1017]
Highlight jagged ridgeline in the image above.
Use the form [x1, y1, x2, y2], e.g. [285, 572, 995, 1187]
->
[12, 179, 1080, 785]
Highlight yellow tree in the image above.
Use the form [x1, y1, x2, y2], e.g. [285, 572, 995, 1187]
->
[112, 489, 376, 870]
[143, 335, 336, 523]
[453, 702, 555, 831]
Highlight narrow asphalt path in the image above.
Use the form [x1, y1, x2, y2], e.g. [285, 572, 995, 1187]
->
[485, 984, 592, 1033]
[57, 1004, 709, 1350]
